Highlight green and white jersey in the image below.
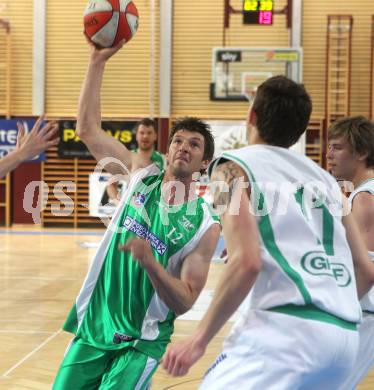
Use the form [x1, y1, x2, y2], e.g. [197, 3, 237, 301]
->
[209, 145, 361, 326]
[133, 149, 165, 171]
[63, 164, 219, 360]
[150, 150, 165, 171]
[349, 178, 374, 312]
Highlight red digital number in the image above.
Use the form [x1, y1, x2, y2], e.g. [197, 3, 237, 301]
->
[259, 11, 273, 25]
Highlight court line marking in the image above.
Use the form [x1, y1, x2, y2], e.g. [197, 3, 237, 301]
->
[0, 230, 104, 237]
[0, 319, 62, 323]
[0, 330, 54, 334]
[163, 378, 202, 389]
[2, 329, 62, 378]
[0, 276, 78, 281]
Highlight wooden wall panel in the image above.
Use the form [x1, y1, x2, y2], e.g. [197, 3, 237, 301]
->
[0, 1, 33, 115]
[45, 0, 159, 119]
[303, 0, 373, 118]
[172, 0, 289, 119]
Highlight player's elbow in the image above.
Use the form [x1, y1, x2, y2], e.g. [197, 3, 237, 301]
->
[76, 122, 91, 140]
[174, 302, 192, 317]
[232, 250, 262, 277]
[368, 264, 374, 286]
[245, 255, 262, 277]
[174, 289, 200, 316]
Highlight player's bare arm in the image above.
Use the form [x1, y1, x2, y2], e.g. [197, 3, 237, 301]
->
[120, 223, 220, 316]
[163, 161, 262, 377]
[352, 192, 374, 252]
[342, 196, 374, 298]
[76, 41, 138, 175]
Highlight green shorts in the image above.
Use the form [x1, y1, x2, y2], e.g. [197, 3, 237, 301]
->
[53, 338, 158, 390]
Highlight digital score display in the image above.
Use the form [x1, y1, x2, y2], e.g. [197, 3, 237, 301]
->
[243, 0, 274, 25]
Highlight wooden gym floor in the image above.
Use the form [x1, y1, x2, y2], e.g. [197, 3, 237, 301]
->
[0, 226, 373, 390]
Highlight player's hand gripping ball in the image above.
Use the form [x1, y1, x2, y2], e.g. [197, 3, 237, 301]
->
[84, 0, 139, 48]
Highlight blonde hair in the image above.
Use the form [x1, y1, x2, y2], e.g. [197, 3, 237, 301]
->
[328, 116, 374, 168]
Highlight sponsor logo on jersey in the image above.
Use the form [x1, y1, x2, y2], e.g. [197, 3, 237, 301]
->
[112, 332, 135, 344]
[132, 192, 146, 207]
[301, 251, 351, 287]
[123, 216, 168, 255]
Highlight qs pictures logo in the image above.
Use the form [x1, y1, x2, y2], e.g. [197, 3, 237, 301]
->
[301, 251, 352, 287]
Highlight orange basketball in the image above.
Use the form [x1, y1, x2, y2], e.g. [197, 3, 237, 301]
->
[83, 0, 139, 48]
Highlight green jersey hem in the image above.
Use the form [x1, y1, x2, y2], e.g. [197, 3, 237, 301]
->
[133, 339, 167, 361]
[269, 304, 357, 331]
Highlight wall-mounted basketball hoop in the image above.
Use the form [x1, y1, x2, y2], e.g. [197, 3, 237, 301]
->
[210, 47, 302, 101]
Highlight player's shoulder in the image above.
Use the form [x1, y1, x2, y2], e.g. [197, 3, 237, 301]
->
[130, 164, 162, 186]
[210, 159, 249, 182]
[352, 191, 374, 208]
[352, 192, 374, 226]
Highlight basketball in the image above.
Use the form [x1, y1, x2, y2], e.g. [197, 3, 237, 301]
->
[83, 0, 139, 48]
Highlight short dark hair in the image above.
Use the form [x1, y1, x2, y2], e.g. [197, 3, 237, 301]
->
[168, 117, 215, 161]
[135, 118, 157, 133]
[328, 116, 374, 168]
[252, 75, 312, 148]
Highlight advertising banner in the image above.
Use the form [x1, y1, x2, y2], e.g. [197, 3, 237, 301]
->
[58, 120, 138, 158]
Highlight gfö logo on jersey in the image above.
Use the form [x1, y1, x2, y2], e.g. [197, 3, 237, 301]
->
[178, 215, 194, 232]
[301, 251, 352, 287]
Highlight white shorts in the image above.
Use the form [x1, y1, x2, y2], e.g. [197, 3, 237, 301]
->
[338, 312, 374, 389]
[200, 310, 359, 390]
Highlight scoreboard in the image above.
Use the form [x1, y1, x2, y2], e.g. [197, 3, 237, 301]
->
[243, 0, 274, 25]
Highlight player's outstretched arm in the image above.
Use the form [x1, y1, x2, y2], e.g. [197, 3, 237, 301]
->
[0, 117, 59, 179]
[76, 40, 135, 175]
[342, 196, 374, 298]
[120, 223, 220, 316]
[163, 161, 262, 377]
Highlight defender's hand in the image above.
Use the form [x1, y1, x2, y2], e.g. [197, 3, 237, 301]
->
[162, 337, 206, 377]
[16, 117, 59, 161]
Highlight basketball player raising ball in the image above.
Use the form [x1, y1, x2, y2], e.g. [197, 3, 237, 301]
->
[163, 76, 374, 389]
[52, 5, 220, 389]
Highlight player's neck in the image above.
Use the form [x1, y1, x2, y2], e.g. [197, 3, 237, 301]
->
[248, 129, 267, 146]
[138, 148, 154, 158]
[352, 167, 374, 189]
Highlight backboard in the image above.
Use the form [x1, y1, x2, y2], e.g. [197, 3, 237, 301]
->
[210, 47, 303, 101]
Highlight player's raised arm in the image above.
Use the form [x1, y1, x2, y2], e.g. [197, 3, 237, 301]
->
[76, 41, 135, 175]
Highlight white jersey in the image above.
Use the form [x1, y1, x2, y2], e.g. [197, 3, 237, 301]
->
[210, 145, 361, 326]
[349, 178, 374, 312]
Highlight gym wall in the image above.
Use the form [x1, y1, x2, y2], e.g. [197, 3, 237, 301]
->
[45, 0, 160, 118]
[0, 0, 33, 116]
[303, 0, 372, 118]
[172, 0, 289, 119]
[0, 0, 372, 120]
